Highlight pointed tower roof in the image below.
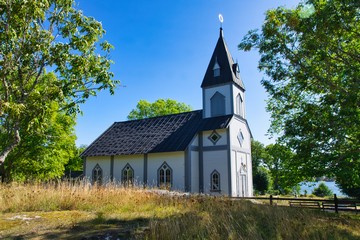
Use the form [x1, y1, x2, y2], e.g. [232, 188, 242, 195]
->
[201, 28, 245, 90]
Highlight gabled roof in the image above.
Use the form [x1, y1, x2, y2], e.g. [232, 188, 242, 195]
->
[201, 28, 245, 90]
[81, 110, 233, 157]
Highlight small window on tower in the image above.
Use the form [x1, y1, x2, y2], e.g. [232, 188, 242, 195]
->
[213, 59, 220, 77]
[236, 94, 243, 117]
[238, 130, 245, 147]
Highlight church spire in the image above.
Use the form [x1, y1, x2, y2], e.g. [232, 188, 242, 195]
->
[201, 28, 245, 90]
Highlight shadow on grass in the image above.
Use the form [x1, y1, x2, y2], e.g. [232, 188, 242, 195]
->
[3, 201, 360, 240]
[6, 217, 150, 240]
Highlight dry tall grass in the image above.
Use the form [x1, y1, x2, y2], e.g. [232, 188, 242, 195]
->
[0, 181, 188, 218]
[1, 182, 359, 240]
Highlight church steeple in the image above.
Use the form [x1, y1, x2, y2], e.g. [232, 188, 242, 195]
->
[201, 28, 247, 119]
[201, 28, 245, 90]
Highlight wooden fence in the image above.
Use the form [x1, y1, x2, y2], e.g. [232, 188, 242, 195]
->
[234, 194, 359, 214]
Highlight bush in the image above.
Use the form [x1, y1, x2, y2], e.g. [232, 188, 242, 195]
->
[337, 183, 360, 199]
[336, 178, 360, 199]
[253, 167, 271, 195]
[312, 182, 333, 197]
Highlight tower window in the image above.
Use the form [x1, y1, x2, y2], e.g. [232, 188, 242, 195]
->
[236, 94, 243, 117]
[210, 92, 225, 117]
[238, 130, 245, 147]
[232, 63, 240, 78]
[213, 59, 220, 77]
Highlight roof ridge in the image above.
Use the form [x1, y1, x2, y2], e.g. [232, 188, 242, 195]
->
[114, 109, 202, 124]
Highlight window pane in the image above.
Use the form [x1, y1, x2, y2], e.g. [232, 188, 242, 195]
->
[211, 92, 225, 116]
[160, 169, 165, 184]
[211, 172, 220, 191]
[128, 170, 133, 179]
[166, 169, 171, 183]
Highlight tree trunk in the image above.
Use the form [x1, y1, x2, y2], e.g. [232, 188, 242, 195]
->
[0, 128, 21, 182]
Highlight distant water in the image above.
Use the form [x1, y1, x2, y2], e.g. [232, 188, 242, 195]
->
[300, 181, 346, 197]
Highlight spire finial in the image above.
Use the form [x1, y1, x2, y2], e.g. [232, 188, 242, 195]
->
[218, 14, 224, 37]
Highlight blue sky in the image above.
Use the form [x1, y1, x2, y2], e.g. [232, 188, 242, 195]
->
[75, 0, 301, 147]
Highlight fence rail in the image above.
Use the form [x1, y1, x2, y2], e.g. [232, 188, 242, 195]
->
[233, 194, 359, 214]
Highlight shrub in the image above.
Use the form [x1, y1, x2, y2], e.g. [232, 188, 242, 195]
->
[312, 182, 333, 197]
[253, 167, 271, 195]
[336, 180, 360, 199]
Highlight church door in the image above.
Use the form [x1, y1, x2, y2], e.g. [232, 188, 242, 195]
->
[237, 172, 247, 197]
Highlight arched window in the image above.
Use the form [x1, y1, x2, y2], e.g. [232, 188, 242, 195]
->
[122, 163, 134, 187]
[92, 164, 102, 185]
[211, 170, 220, 192]
[158, 162, 172, 189]
[236, 93, 244, 117]
[210, 92, 225, 117]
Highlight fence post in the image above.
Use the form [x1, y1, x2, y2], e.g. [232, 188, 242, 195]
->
[270, 195, 273, 206]
[334, 194, 338, 214]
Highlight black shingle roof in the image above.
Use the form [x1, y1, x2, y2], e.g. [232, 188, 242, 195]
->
[201, 28, 245, 90]
[80, 110, 233, 157]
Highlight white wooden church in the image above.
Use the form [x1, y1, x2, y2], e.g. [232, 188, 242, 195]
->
[81, 28, 253, 197]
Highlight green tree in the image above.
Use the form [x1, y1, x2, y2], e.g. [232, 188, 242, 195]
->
[253, 166, 271, 195]
[4, 101, 76, 181]
[239, 0, 360, 196]
[312, 182, 333, 197]
[337, 185, 360, 199]
[65, 144, 87, 172]
[251, 140, 266, 175]
[251, 140, 271, 194]
[263, 143, 299, 194]
[127, 99, 192, 120]
[0, 0, 118, 174]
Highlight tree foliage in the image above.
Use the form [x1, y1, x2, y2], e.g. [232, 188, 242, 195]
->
[251, 140, 266, 175]
[239, 0, 360, 194]
[263, 143, 299, 194]
[127, 99, 192, 120]
[251, 140, 270, 194]
[3, 101, 77, 181]
[0, 0, 118, 171]
[251, 140, 299, 195]
[338, 185, 360, 199]
[65, 144, 87, 172]
[253, 166, 271, 195]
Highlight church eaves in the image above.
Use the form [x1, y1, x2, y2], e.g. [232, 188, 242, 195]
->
[201, 28, 245, 90]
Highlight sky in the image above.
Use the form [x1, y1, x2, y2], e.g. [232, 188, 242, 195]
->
[75, 0, 301, 147]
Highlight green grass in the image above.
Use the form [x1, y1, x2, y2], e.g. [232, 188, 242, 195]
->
[0, 182, 359, 239]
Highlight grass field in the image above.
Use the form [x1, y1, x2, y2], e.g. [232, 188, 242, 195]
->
[0, 182, 359, 239]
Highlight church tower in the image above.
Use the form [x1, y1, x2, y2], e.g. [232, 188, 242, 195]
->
[200, 27, 253, 197]
[201, 28, 246, 119]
